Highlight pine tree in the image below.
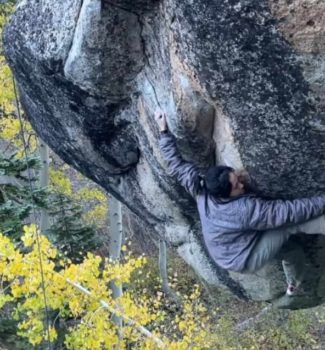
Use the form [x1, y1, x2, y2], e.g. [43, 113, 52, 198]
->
[47, 192, 100, 263]
[0, 153, 48, 239]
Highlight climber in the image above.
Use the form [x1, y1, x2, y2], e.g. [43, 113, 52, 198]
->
[156, 110, 325, 297]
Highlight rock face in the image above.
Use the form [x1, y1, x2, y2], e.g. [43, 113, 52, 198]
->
[4, 0, 325, 309]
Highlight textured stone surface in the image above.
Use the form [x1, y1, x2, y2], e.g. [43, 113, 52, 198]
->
[269, 0, 325, 109]
[269, 0, 325, 54]
[4, 0, 325, 308]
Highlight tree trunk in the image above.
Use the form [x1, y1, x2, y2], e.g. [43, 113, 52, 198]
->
[159, 240, 170, 295]
[108, 194, 123, 330]
[158, 240, 180, 303]
[4, 0, 325, 309]
[39, 138, 50, 235]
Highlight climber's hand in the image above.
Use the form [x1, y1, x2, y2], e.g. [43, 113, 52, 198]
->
[235, 169, 252, 190]
[236, 169, 250, 183]
[155, 110, 168, 132]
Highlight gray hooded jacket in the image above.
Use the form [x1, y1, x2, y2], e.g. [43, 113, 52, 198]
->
[159, 132, 325, 272]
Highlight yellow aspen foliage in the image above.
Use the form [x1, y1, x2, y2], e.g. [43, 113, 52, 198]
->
[49, 168, 73, 196]
[0, 225, 214, 349]
[0, 4, 14, 33]
[0, 115, 20, 139]
[0, 114, 37, 156]
[49, 167, 108, 226]
[0, 56, 14, 114]
[0, 4, 37, 156]
[82, 203, 108, 225]
[76, 187, 106, 202]
[74, 187, 108, 226]
[0, 4, 15, 114]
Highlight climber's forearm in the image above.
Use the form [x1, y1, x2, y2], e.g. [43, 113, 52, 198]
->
[159, 132, 199, 197]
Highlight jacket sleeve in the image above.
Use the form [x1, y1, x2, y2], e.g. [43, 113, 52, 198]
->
[243, 196, 325, 231]
[159, 132, 199, 197]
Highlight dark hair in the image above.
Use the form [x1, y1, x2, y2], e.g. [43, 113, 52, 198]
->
[196, 166, 234, 217]
[205, 166, 234, 198]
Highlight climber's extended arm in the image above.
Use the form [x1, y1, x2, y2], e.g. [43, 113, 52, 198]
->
[156, 111, 200, 197]
[242, 195, 325, 231]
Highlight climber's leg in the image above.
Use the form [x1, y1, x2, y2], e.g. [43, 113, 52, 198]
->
[244, 229, 306, 295]
[244, 228, 291, 272]
[243, 216, 325, 295]
[244, 214, 325, 273]
[283, 214, 325, 235]
[279, 240, 306, 295]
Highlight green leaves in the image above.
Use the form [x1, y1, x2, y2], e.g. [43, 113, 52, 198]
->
[0, 154, 48, 239]
[0, 153, 40, 178]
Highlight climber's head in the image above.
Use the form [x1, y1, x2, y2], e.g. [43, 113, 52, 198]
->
[205, 166, 245, 198]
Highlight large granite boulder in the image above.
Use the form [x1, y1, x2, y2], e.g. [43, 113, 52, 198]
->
[4, 0, 325, 309]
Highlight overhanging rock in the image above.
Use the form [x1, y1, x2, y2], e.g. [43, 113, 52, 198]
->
[4, 0, 325, 309]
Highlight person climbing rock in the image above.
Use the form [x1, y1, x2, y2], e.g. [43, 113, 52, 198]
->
[156, 111, 325, 297]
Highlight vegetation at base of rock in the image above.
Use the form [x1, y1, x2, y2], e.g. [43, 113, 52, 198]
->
[0, 150, 100, 262]
[0, 226, 213, 350]
[1, 237, 325, 350]
[132, 254, 325, 350]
